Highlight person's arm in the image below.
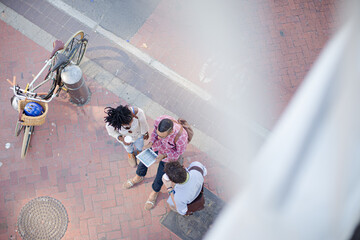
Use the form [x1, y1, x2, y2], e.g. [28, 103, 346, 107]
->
[105, 124, 121, 141]
[163, 179, 188, 215]
[136, 108, 149, 135]
[143, 127, 157, 150]
[164, 132, 188, 161]
[162, 174, 173, 189]
[162, 174, 178, 210]
[168, 203, 178, 213]
[155, 153, 166, 163]
[149, 126, 157, 143]
[105, 124, 131, 145]
[164, 185, 187, 215]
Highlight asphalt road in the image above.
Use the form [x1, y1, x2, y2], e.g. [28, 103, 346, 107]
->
[62, 0, 160, 39]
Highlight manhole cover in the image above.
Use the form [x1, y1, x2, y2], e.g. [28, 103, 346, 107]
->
[17, 196, 69, 240]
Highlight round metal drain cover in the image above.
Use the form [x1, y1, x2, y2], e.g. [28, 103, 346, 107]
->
[17, 196, 69, 240]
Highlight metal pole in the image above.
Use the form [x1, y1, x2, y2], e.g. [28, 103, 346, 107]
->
[61, 65, 91, 106]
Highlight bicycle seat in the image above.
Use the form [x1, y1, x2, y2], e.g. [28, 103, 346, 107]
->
[50, 40, 64, 58]
[50, 53, 68, 72]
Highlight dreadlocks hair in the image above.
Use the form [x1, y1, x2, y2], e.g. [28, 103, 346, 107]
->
[104, 105, 132, 130]
[164, 161, 187, 184]
[158, 118, 173, 132]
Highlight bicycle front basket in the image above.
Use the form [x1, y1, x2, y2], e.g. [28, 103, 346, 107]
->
[18, 100, 48, 126]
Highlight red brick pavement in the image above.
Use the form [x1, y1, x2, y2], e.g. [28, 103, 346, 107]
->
[131, 0, 342, 128]
[0, 20, 233, 240]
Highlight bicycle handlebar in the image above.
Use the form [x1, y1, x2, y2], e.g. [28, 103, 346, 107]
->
[10, 84, 59, 103]
[7, 58, 58, 103]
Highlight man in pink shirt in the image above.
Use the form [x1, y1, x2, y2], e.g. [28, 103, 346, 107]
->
[123, 115, 188, 210]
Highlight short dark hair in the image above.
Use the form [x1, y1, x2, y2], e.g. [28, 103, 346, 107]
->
[104, 105, 132, 130]
[158, 118, 173, 132]
[164, 162, 187, 183]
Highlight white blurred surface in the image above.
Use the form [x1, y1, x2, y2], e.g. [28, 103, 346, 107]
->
[206, 1, 360, 239]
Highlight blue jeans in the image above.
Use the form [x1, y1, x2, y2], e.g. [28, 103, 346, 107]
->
[120, 136, 144, 153]
[136, 160, 165, 192]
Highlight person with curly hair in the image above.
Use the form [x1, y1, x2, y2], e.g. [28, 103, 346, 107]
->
[104, 105, 149, 167]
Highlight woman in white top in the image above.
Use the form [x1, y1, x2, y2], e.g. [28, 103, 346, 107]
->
[105, 105, 149, 167]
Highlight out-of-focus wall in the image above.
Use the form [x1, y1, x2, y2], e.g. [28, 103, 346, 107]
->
[206, 0, 360, 239]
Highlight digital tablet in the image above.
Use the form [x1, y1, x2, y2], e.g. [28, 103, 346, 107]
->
[136, 148, 158, 167]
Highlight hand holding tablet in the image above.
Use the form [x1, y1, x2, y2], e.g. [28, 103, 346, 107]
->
[136, 148, 158, 167]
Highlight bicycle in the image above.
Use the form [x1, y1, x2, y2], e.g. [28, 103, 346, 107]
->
[7, 30, 88, 158]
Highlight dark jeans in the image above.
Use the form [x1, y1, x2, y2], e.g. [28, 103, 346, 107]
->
[136, 160, 165, 192]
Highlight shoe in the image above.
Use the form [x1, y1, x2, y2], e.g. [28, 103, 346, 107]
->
[144, 192, 159, 210]
[123, 176, 144, 189]
[127, 153, 137, 168]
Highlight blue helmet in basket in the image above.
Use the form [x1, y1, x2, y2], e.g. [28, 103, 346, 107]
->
[24, 102, 44, 117]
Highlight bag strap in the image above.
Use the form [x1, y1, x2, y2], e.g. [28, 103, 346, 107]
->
[170, 191, 177, 210]
[188, 166, 204, 194]
[188, 166, 204, 176]
[131, 107, 138, 119]
[185, 166, 205, 215]
[174, 126, 183, 144]
[188, 166, 205, 202]
[172, 120, 183, 144]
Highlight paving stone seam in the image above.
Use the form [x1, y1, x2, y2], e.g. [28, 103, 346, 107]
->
[0, 2, 232, 167]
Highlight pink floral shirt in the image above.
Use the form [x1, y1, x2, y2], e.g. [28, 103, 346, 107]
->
[150, 115, 188, 162]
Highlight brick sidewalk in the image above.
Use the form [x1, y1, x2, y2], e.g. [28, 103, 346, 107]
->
[131, 0, 341, 128]
[0, 0, 344, 238]
[0, 20, 232, 240]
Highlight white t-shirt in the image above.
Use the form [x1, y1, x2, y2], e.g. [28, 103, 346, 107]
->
[167, 161, 207, 215]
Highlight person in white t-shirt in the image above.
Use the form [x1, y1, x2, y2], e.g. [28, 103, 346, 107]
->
[162, 161, 207, 215]
[105, 105, 149, 167]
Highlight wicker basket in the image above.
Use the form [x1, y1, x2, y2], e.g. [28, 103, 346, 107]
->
[18, 99, 48, 126]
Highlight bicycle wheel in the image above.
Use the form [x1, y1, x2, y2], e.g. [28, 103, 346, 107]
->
[63, 31, 84, 52]
[15, 121, 23, 137]
[21, 126, 34, 158]
[71, 39, 88, 65]
[63, 31, 85, 64]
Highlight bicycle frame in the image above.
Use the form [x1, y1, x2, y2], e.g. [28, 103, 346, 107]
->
[29, 59, 52, 91]
[9, 54, 61, 104]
